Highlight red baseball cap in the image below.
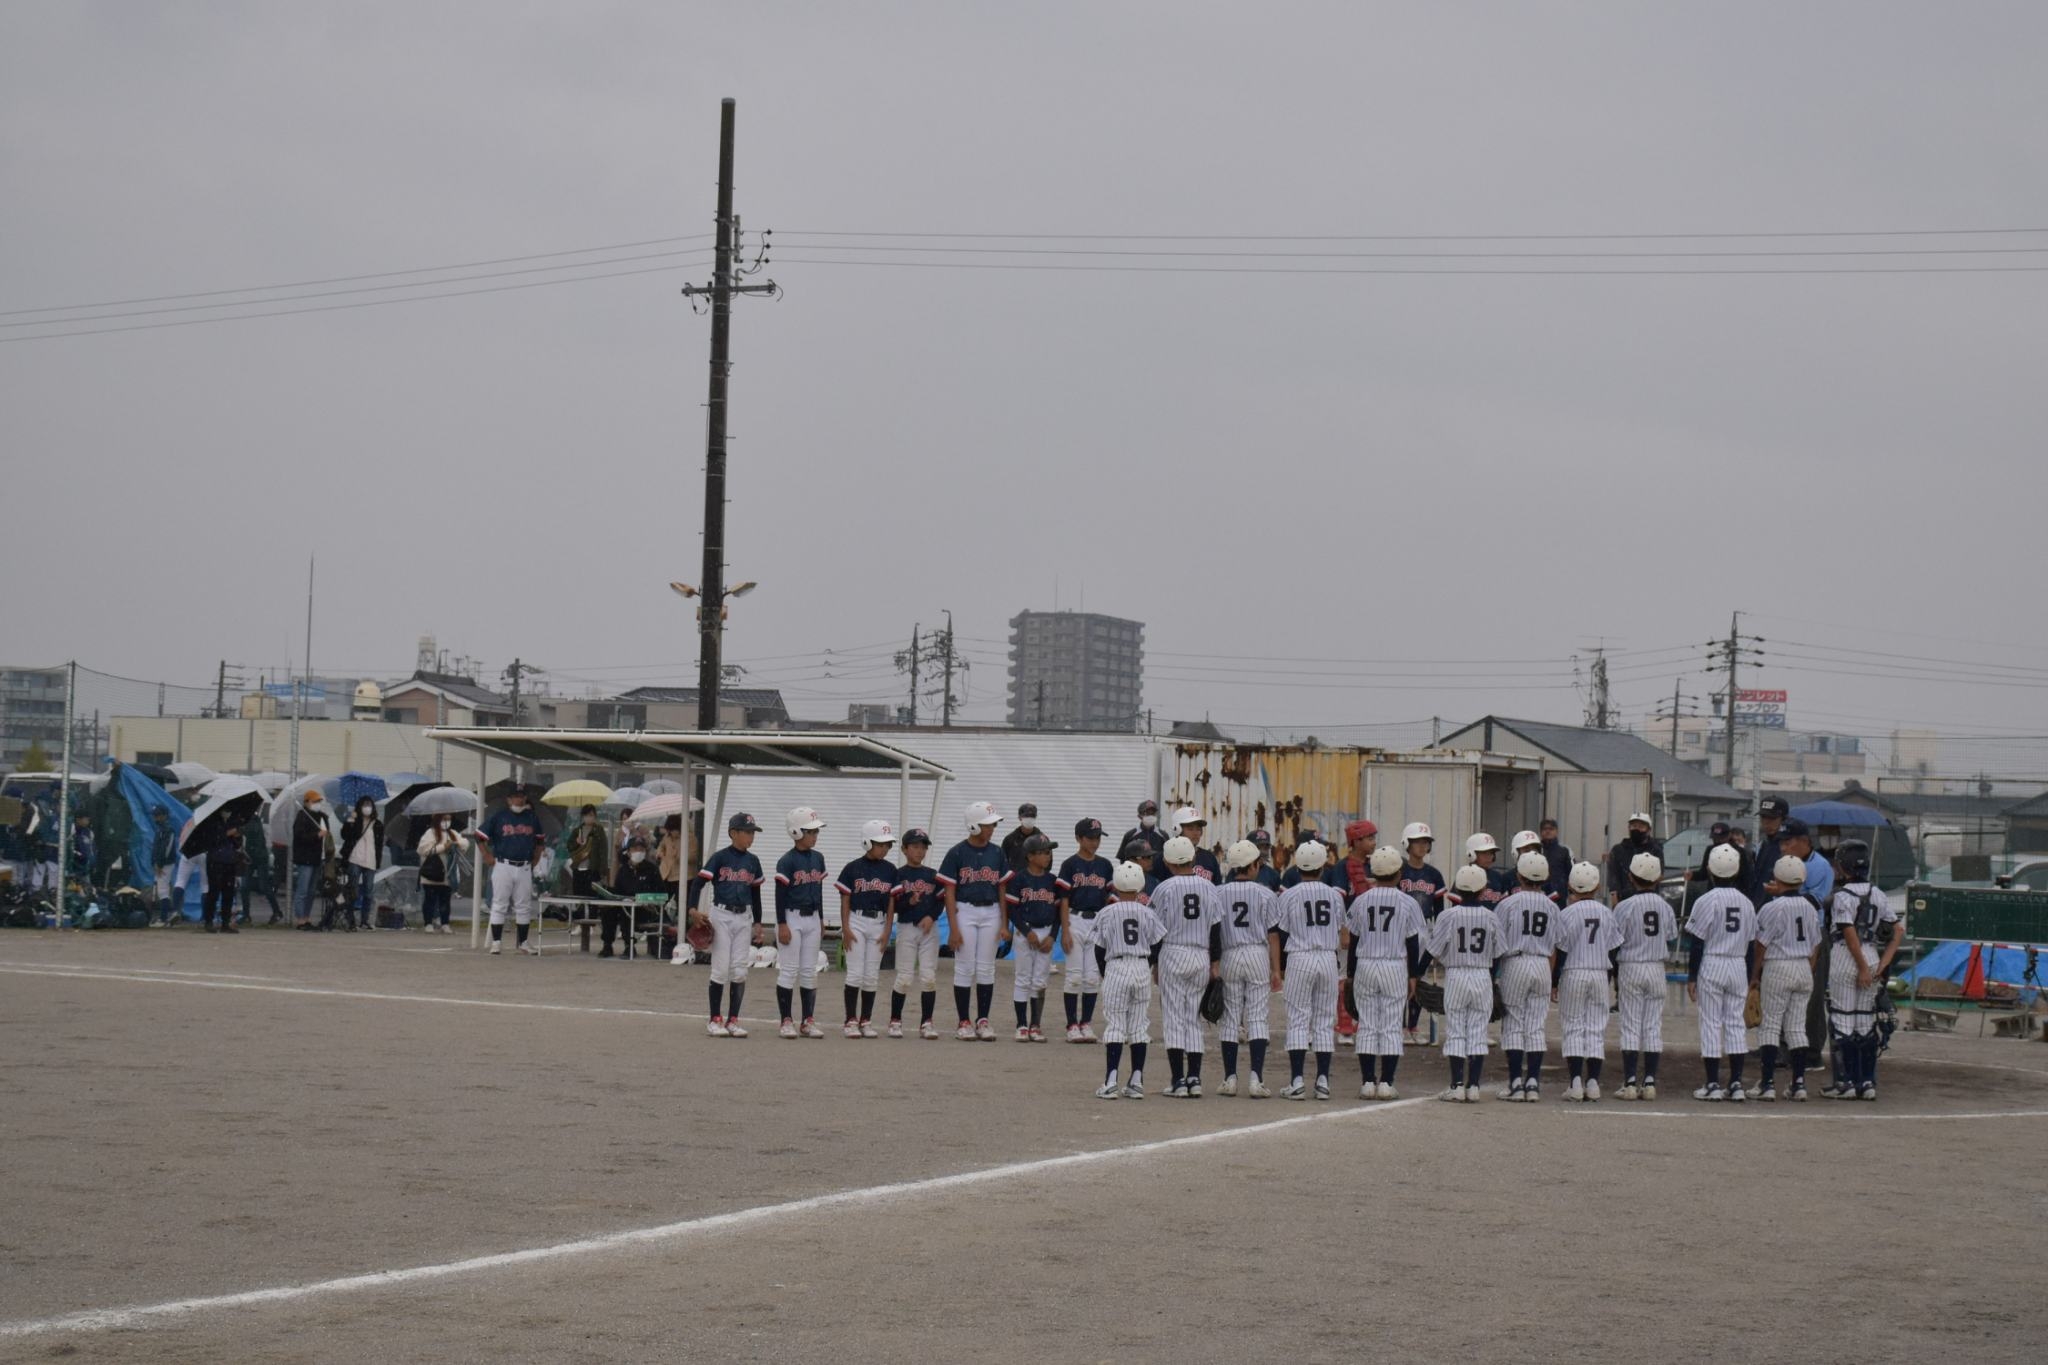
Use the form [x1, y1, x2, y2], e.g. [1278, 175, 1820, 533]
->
[1345, 819, 1378, 842]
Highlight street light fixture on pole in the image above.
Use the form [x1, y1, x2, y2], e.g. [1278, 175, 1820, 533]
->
[671, 580, 757, 727]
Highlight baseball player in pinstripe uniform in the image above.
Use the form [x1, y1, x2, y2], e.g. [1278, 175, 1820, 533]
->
[1428, 866, 1503, 1101]
[1093, 862, 1167, 1100]
[1554, 862, 1622, 1101]
[1342, 846, 1425, 1099]
[1608, 851, 1670, 1099]
[1493, 852, 1564, 1101]
[1215, 840, 1280, 1098]
[1152, 836, 1223, 1097]
[1684, 844, 1761, 1101]
[1824, 841, 1898, 1101]
[1272, 841, 1343, 1100]
[835, 820, 898, 1039]
[774, 807, 830, 1039]
[690, 811, 766, 1038]
[1750, 855, 1821, 1101]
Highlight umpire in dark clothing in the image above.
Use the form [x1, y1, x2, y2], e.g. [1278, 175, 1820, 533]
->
[1536, 819, 1572, 899]
[1606, 814, 1663, 901]
[1747, 798, 1790, 902]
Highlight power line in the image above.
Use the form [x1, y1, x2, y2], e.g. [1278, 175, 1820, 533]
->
[779, 225, 2048, 242]
[776, 256, 2048, 278]
[778, 240, 2048, 260]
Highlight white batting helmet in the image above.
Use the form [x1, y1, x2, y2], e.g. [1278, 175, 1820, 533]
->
[1707, 844, 1742, 879]
[860, 819, 895, 845]
[1773, 854, 1807, 886]
[1629, 852, 1664, 883]
[963, 800, 1001, 830]
[1512, 829, 1541, 852]
[1464, 832, 1499, 856]
[1452, 864, 1488, 895]
[1368, 846, 1403, 878]
[1517, 851, 1550, 883]
[1294, 840, 1329, 872]
[1169, 805, 1204, 830]
[1162, 835, 1197, 867]
[1567, 861, 1601, 894]
[1112, 860, 1147, 894]
[1402, 822, 1433, 844]
[786, 806, 826, 837]
[1225, 839, 1261, 870]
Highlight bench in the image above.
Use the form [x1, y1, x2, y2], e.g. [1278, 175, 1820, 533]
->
[1909, 1006, 1960, 1033]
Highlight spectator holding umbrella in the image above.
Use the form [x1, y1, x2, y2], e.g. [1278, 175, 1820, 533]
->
[564, 805, 609, 897]
[290, 791, 331, 930]
[202, 829, 246, 933]
[415, 814, 467, 935]
[338, 795, 383, 932]
[240, 813, 282, 925]
[656, 813, 686, 903]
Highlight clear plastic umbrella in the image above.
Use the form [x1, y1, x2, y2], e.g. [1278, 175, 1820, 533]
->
[640, 778, 685, 797]
[405, 787, 480, 817]
[627, 792, 702, 824]
[266, 775, 334, 845]
[601, 786, 650, 810]
[167, 761, 218, 791]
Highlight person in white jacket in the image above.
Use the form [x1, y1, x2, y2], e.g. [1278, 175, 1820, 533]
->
[415, 815, 469, 934]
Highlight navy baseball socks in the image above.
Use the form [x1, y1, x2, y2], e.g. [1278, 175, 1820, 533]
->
[845, 985, 860, 1024]
[778, 986, 793, 1021]
[708, 983, 724, 1018]
[1449, 1056, 1466, 1088]
[954, 985, 972, 1023]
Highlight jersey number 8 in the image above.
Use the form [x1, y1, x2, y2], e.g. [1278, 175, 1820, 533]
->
[1181, 892, 1203, 921]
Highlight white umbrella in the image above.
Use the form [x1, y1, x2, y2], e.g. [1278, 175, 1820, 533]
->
[601, 786, 650, 810]
[406, 786, 480, 817]
[167, 761, 218, 790]
[198, 774, 261, 799]
[266, 774, 334, 845]
[627, 792, 703, 824]
[247, 771, 292, 793]
[640, 778, 685, 797]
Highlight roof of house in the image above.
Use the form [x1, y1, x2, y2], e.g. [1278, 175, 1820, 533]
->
[1820, 782, 2030, 820]
[393, 671, 510, 712]
[1437, 715, 1748, 805]
[613, 686, 791, 719]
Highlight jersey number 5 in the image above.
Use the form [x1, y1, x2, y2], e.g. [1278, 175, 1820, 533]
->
[1724, 907, 1743, 934]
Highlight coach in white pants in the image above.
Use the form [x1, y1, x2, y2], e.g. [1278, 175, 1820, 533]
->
[1493, 854, 1565, 1101]
[1684, 845, 1761, 1102]
[477, 785, 547, 957]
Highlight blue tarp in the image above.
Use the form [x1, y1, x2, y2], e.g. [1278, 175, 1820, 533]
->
[1790, 801, 1891, 828]
[106, 764, 193, 891]
[1903, 939, 2045, 990]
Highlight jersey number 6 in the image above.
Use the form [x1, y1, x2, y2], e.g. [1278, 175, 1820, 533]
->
[1122, 920, 1141, 947]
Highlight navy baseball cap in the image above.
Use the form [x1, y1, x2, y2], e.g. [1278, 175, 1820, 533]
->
[510, 782, 532, 796]
[1759, 798, 1790, 820]
[1248, 829, 1271, 848]
[1709, 821, 1730, 839]
[901, 827, 931, 846]
[728, 812, 762, 833]
[1021, 833, 1057, 855]
[1075, 817, 1103, 840]
[1780, 817, 1812, 839]
[1118, 838, 1155, 861]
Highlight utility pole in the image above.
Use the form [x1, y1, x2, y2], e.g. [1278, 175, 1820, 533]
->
[212, 661, 245, 719]
[1706, 612, 1764, 785]
[289, 555, 313, 782]
[1653, 678, 1700, 756]
[1582, 648, 1614, 730]
[1035, 678, 1046, 730]
[894, 624, 922, 725]
[502, 658, 541, 726]
[938, 610, 960, 728]
[679, 97, 777, 732]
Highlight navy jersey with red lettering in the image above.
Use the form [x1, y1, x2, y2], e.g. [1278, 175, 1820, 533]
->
[1057, 853, 1114, 920]
[1006, 869, 1062, 933]
[894, 865, 943, 924]
[690, 844, 764, 920]
[939, 838, 1010, 907]
[835, 855, 899, 917]
[1399, 862, 1447, 921]
[478, 806, 545, 863]
[774, 847, 829, 922]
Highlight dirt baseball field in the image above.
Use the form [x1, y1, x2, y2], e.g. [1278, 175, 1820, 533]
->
[1, 929, 2042, 1364]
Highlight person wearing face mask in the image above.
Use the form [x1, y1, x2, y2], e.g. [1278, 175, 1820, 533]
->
[1119, 799, 1168, 864]
[338, 796, 384, 932]
[564, 804, 609, 898]
[608, 835, 664, 955]
[999, 802, 1041, 871]
[415, 815, 468, 934]
[1606, 813, 1664, 905]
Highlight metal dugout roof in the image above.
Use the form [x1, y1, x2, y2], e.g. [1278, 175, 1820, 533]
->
[422, 728, 952, 779]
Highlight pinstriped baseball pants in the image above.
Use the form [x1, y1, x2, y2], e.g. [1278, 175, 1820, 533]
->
[1282, 951, 1338, 1052]
[1616, 960, 1665, 1051]
[1350, 958, 1409, 1055]
[1217, 944, 1270, 1043]
[1157, 944, 1208, 1052]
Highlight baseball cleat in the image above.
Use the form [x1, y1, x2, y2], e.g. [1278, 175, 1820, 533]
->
[779, 1019, 799, 1039]
[488, 940, 502, 955]
[706, 1017, 729, 1038]
[1185, 1077, 1202, 1098]
[1094, 1081, 1121, 1100]
[1080, 1023, 1098, 1042]
[1164, 1082, 1189, 1100]
[1122, 1080, 1145, 1100]
[1789, 1083, 1809, 1102]
[1016, 1027, 1033, 1043]
[1498, 1082, 1522, 1102]
[1280, 1079, 1306, 1101]
[845, 1020, 863, 1039]
[1584, 1078, 1600, 1102]
[1640, 1081, 1657, 1101]
[1218, 1075, 1238, 1097]
[974, 1018, 995, 1041]
[1754, 1082, 1777, 1102]
[1248, 1076, 1271, 1099]
[725, 1019, 747, 1038]
[1567, 1078, 1586, 1102]
[1360, 1084, 1377, 1101]
[1725, 1083, 1746, 1103]
[1439, 1086, 1464, 1102]
[1067, 1024, 1084, 1043]
[956, 1022, 976, 1041]
[1524, 1082, 1542, 1102]
[801, 1018, 826, 1039]
[1463, 1085, 1480, 1103]
[861, 1021, 879, 1039]
[1819, 1081, 1850, 1100]
[1693, 1083, 1724, 1102]
[886, 1020, 904, 1039]
[1378, 1081, 1398, 1100]
[1032, 1027, 1048, 1043]
[1859, 1083, 1878, 1102]
[920, 1020, 939, 1040]
[1616, 1082, 1639, 1101]
[518, 941, 540, 955]
[1313, 1076, 1331, 1102]
[1337, 1033, 1355, 1048]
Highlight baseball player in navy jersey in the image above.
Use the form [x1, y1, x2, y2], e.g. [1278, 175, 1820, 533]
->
[1058, 818, 1114, 1041]
[476, 785, 546, 955]
[1006, 834, 1062, 1042]
[1398, 823, 1447, 1039]
[1608, 851, 1670, 1099]
[1167, 806, 1223, 882]
[1751, 855, 1821, 1101]
[1684, 844, 1761, 1101]
[1554, 862, 1623, 1101]
[1429, 865, 1504, 1101]
[1093, 862, 1167, 1099]
[836, 821, 898, 1039]
[1825, 841, 1898, 1101]
[689, 812, 766, 1038]
[1151, 837, 1223, 1097]
[887, 829, 943, 1039]
[1248, 829, 1282, 891]
[1462, 833, 1515, 910]
[1117, 838, 1160, 903]
[774, 807, 830, 1039]
[1494, 852, 1565, 1101]
[941, 801, 1011, 1041]
[1342, 847, 1426, 1099]
[1215, 840, 1280, 1098]
[1272, 841, 1343, 1100]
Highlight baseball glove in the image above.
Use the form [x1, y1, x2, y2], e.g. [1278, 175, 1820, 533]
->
[1743, 985, 1763, 1029]
[1199, 977, 1226, 1023]
[1413, 980, 1446, 1016]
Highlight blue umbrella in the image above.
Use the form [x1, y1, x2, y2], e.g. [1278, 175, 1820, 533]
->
[1789, 800, 1890, 828]
[335, 771, 389, 806]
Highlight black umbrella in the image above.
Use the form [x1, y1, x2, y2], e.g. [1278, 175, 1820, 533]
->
[180, 778, 268, 858]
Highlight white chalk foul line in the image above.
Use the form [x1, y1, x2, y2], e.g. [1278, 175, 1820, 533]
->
[1571, 1106, 2048, 1122]
[0, 1097, 1429, 1339]
[0, 961, 295, 982]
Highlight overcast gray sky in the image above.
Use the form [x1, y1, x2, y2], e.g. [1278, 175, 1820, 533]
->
[5, 4, 2045, 759]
